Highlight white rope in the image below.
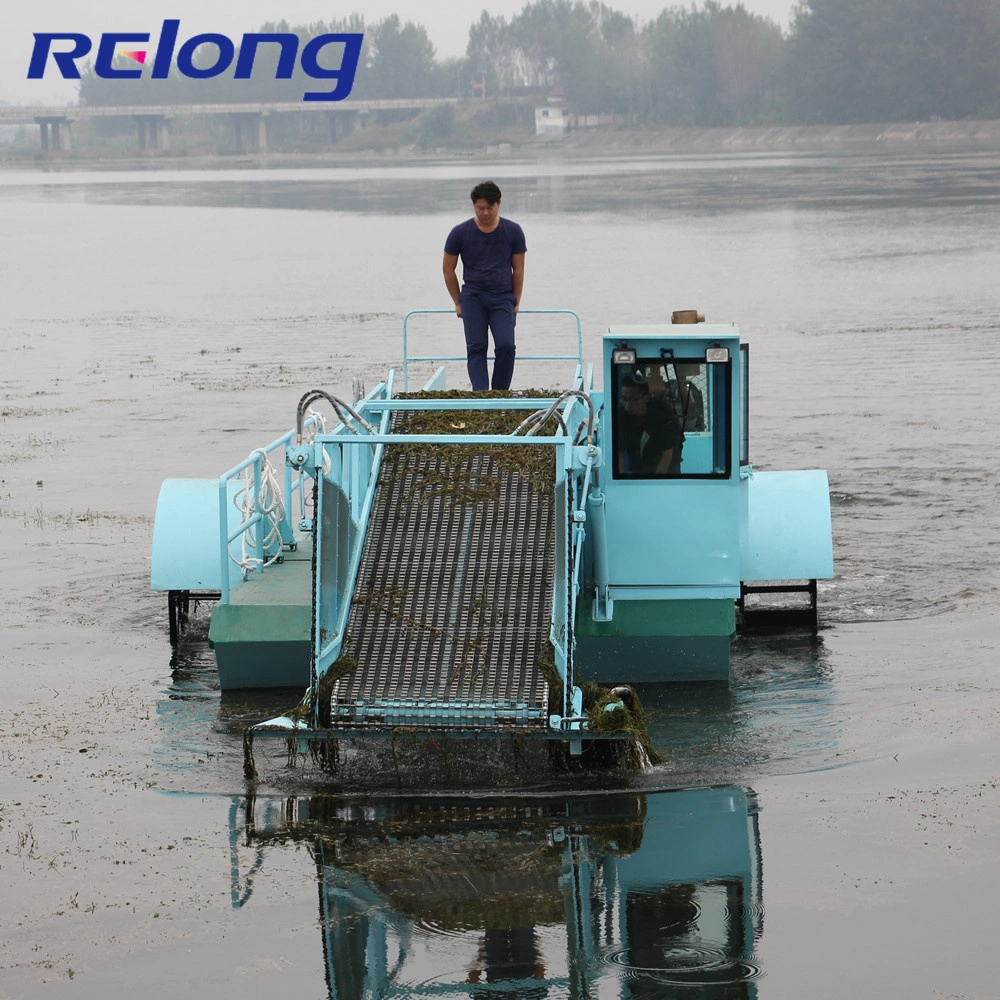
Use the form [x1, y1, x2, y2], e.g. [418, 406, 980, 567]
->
[301, 409, 326, 443]
[302, 409, 331, 477]
[228, 450, 287, 575]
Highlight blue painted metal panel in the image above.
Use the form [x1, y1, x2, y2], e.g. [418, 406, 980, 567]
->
[740, 469, 834, 580]
[151, 478, 243, 592]
[678, 432, 715, 474]
[316, 476, 358, 652]
[422, 365, 447, 391]
[607, 585, 739, 601]
[603, 480, 742, 588]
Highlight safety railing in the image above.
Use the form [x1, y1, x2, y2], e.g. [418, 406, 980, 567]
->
[216, 414, 322, 605]
[401, 308, 584, 391]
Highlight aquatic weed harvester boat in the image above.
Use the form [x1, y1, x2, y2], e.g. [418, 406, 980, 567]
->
[151, 310, 833, 771]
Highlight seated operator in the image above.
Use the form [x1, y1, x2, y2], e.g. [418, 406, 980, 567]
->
[617, 369, 684, 475]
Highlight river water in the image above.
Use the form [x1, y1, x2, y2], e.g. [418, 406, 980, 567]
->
[1, 146, 999, 998]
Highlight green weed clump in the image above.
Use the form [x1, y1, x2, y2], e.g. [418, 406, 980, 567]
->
[583, 682, 666, 769]
[284, 653, 360, 728]
[390, 390, 561, 503]
[537, 645, 667, 771]
[314, 654, 359, 729]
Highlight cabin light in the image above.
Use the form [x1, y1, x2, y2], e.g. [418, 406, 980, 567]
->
[612, 347, 636, 366]
[705, 347, 729, 363]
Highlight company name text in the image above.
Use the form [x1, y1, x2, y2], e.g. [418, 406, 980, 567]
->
[28, 21, 363, 102]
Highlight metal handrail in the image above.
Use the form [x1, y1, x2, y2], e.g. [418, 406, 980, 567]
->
[216, 414, 321, 604]
[401, 308, 584, 391]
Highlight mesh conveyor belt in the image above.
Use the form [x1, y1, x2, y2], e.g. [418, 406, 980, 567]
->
[328, 426, 554, 729]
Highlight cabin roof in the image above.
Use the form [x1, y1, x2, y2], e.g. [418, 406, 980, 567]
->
[605, 322, 739, 342]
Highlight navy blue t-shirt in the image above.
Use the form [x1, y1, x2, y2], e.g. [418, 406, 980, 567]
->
[443, 218, 527, 294]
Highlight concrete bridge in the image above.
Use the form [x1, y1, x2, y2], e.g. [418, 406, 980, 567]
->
[0, 97, 459, 152]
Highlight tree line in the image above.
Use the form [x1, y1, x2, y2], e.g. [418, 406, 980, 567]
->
[79, 0, 1000, 126]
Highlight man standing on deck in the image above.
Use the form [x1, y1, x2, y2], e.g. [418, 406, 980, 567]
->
[443, 181, 526, 391]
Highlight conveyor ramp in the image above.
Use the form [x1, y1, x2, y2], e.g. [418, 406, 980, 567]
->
[326, 421, 554, 731]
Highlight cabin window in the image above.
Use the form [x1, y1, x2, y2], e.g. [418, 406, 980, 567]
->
[611, 357, 731, 479]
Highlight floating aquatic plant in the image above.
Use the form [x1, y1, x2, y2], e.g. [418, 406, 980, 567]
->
[538, 644, 666, 771]
[582, 682, 667, 769]
[390, 389, 561, 505]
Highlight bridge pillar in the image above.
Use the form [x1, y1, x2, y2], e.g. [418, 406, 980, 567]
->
[231, 112, 269, 151]
[327, 110, 358, 143]
[135, 115, 171, 152]
[35, 116, 73, 152]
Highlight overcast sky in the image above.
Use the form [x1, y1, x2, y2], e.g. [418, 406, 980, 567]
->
[3, 0, 798, 106]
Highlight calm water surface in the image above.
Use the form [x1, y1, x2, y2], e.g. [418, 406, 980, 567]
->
[1, 148, 999, 998]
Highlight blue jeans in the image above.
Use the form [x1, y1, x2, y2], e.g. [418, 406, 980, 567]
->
[460, 289, 517, 391]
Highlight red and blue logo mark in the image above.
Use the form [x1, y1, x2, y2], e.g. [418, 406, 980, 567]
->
[28, 20, 363, 102]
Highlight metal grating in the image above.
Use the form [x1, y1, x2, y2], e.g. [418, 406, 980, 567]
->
[328, 423, 554, 730]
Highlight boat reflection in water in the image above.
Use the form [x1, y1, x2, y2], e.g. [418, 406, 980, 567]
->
[230, 785, 764, 997]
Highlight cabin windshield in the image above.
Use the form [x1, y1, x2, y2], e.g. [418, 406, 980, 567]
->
[611, 357, 731, 479]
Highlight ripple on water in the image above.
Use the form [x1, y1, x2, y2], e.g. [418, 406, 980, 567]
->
[413, 917, 476, 938]
[604, 945, 764, 986]
[604, 946, 765, 986]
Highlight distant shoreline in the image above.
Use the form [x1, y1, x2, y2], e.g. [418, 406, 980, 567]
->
[3, 117, 1000, 167]
[554, 118, 1000, 154]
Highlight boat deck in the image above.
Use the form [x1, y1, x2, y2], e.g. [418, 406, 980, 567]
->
[208, 534, 313, 689]
[328, 441, 554, 730]
[229, 536, 313, 607]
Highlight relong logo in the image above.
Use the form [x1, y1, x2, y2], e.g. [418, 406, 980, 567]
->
[28, 20, 363, 102]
